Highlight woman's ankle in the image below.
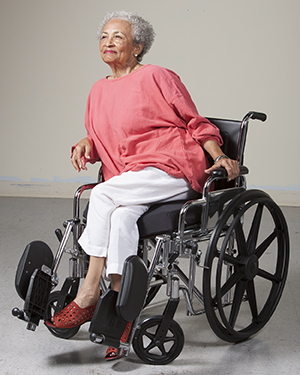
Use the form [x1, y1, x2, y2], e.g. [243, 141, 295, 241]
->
[74, 287, 101, 309]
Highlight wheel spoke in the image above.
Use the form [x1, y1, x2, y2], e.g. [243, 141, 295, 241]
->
[144, 331, 155, 342]
[144, 332, 156, 353]
[145, 342, 156, 353]
[218, 271, 244, 300]
[49, 302, 60, 315]
[247, 203, 263, 254]
[222, 253, 242, 267]
[157, 342, 167, 356]
[246, 280, 258, 321]
[234, 219, 247, 256]
[257, 268, 282, 283]
[255, 229, 279, 259]
[229, 279, 247, 327]
[164, 335, 175, 343]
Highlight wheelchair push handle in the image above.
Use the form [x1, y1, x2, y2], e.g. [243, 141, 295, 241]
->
[249, 111, 267, 122]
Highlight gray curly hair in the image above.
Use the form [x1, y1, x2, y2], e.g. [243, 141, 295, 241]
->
[97, 11, 155, 62]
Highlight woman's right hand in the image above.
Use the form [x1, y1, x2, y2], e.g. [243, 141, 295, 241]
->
[71, 137, 91, 172]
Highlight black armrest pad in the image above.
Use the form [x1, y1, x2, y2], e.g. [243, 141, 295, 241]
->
[239, 166, 249, 175]
[211, 165, 249, 179]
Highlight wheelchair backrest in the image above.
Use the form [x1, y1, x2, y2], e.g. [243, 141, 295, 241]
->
[206, 117, 247, 191]
[207, 117, 245, 165]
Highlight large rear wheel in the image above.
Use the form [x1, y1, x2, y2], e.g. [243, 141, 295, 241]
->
[203, 190, 289, 342]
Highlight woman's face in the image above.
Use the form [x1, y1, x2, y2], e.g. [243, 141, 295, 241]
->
[99, 19, 142, 67]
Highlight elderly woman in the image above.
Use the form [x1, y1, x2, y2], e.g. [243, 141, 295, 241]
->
[46, 11, 239, 359]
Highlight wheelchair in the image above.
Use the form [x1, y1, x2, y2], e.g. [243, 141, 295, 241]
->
[12, 111, 290, 365]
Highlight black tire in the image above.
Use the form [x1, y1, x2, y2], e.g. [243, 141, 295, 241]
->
[133, 316, 184, 365]
[44, 291, 80, 339]
[203, 190, 289, 343]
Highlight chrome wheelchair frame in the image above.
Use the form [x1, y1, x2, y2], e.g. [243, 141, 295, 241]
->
[13, 111, 289, 364]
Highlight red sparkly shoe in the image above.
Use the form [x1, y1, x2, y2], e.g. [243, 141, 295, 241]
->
[45, 300, 97, 329]
[105, 321, 132, 361]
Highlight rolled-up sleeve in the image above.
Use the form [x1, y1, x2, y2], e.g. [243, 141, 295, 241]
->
[171, 94, 223, 148]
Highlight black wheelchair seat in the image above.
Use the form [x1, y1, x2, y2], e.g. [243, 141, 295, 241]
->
[83, 199, 202, 239]
[138, 200, 201, 238]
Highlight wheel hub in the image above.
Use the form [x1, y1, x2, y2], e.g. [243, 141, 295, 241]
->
[241, 254, 259, 280]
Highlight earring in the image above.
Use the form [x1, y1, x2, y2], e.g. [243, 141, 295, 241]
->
[134, 54, 138, 57]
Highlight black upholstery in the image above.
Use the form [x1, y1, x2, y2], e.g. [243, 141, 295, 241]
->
[207, 118, 242, 161]
[116, 255, 148, 321]
[89, 289, 127, 348]
[137, 199, 202, 239]
[89, 256, 148, 345]
[15, 241, 53, 300]
[83, 117, 244, 239]
[137, 118, 244, 238]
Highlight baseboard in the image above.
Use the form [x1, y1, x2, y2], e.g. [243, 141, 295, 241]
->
[0, 181, 299, 206]
[0, 181, 92, 199]
[259, 189, 300, 207]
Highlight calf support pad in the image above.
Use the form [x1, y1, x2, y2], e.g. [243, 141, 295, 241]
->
[116, 255, 148, 322]
[15, 241, 53, 300]
[89, 255, 148, 347]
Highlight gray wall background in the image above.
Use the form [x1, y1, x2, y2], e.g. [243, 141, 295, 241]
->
[1, 0, 299, 205]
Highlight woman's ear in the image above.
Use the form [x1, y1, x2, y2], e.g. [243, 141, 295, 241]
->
[135, 44, 143, 57]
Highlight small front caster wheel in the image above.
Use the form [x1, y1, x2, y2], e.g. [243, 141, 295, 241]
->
[44, 291, 80, 339]
[133, 315, 184, 365]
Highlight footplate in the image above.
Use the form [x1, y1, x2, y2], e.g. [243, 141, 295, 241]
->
[13, 268, 52, 330]
[89, 289, 127, 348]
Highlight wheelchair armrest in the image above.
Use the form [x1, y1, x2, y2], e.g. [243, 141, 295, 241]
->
[73, 182, 100, 219]
[210, 165, 249, 180]
[73, 167, 104, 219]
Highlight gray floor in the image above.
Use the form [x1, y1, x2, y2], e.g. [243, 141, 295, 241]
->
[1, 196, 299, 375]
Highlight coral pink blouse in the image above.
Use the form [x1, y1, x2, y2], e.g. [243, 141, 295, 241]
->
[82, 65, 222, 192]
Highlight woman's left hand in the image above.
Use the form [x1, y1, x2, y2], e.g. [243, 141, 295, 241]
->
[205, 157, 240, 181]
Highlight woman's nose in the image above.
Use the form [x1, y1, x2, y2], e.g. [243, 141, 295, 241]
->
[106, 35, 114, 46]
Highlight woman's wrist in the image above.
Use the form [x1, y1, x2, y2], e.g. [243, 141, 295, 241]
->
[214, 154, 229, 164]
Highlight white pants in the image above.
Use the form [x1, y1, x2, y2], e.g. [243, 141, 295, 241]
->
[78, 167, 197, 277]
